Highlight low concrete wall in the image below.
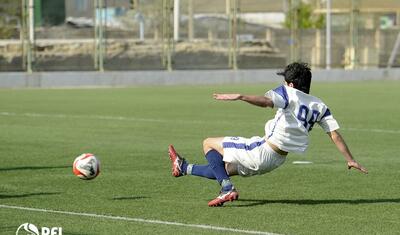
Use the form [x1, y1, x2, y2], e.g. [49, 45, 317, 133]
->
[0, 68, 399, 88]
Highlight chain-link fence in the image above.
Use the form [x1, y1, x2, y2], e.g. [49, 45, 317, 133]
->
[0, 0, 399, 72]
[0, 1, 23, 71]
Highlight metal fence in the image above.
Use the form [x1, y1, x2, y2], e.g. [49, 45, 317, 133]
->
[0, 0, 399, 72]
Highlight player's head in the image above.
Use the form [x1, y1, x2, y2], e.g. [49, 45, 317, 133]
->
[277, 62, 312, 94]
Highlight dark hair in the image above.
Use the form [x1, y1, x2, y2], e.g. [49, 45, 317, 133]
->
[277, 62, 312, 94]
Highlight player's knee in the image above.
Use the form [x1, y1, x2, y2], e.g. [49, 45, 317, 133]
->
[203, 138, 213, 154]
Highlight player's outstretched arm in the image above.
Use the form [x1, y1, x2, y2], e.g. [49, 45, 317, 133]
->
[213, 93, 273, 108]
[327, 130, 368, 174]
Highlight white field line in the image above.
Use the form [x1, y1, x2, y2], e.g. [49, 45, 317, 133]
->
[1, 111, 400, 134]
[0, 111, 204, 124]
[0, 204, 280, 235]
[341, 127, 400, 134]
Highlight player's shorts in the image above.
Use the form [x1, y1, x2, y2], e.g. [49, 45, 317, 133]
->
[222, 136, 286, 176]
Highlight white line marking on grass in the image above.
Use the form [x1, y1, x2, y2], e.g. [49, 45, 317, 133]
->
[0, 111, 204, 124]
[0, 204, 279, 235]
[2, 111, 400, 135]
[341, 127, 400, 134]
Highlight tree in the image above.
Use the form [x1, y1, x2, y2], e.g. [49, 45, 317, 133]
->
[0, 0, 21, 39]
[284, 1, 324, 29]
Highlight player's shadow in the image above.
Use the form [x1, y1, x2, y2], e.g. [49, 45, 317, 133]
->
[0, 165, 70, 172]
[232, 198, 400, 207]
[111, 196, 150, 200]
[0, 192, 61, 199]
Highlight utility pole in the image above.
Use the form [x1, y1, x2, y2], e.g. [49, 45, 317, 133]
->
[349, 0, 359, 69]
[325, 0, 331, 69]
[162, 0, 173, 70]
[173, 0, 179, 41]
[24, 0, 34, 73]
[94, 0, 105, 71]
[387, 32, 400, 68]
[228, 0, 238, 70]
[289, 0, 299, 63]
[188, 0, 194, 41]
[21, 0, 27, 71]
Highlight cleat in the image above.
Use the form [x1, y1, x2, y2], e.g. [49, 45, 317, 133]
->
[208, 188, 239, 207]
[168, 145, 185, 177]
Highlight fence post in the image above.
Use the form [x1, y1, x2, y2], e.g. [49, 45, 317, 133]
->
[188, 0, 194, 41]
[288, 0, 299, 63]
[162, 0, 173, 71]
[22, 0, 34, 73]
[348, 0, 359, 69]
[99, 0, 104, 72]
[173, 0, 179, 41]
[326, 0, 331, 69]
[228, 0, 238, 70]
[387, 31, 400, 68]
[312, 29, 321, 68]
[21, 0, 27, 71]
[94, 0, 105, 72]
[94, 0, 98, 70]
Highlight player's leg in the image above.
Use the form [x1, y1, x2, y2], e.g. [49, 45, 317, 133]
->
[203, 137, 224, 155]
[187, 161, 238, 178]
[202, 137, 239, 176]
[169, 138, 237, 178]
[175, 137, 225, 180]
[188, 164, 216, 179]
[169, 140, 239, 207]
[205, 149, 239, 207]
[225, 162, 239, 176]
[202, 137, 238, 206]
[168, 145, 216, 178]
[202, 137, 238, 175]
[168, 145, 217, 179]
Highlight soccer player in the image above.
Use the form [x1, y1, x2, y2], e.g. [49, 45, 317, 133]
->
[168, 62, 368, 207]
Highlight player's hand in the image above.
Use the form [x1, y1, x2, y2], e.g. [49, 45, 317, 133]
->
[347, 161, 368, 174]
[213, 93, 242, 101]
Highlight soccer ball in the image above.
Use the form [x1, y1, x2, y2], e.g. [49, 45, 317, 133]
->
[73, 153, 100, 180]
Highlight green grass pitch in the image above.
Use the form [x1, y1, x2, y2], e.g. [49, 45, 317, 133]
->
[0, 81, 399, 235]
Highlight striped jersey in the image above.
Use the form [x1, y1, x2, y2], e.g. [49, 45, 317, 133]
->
[264, 85, 339, 154]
